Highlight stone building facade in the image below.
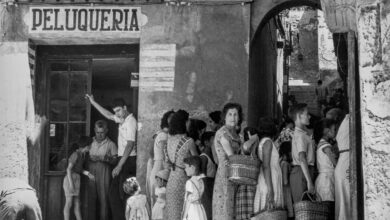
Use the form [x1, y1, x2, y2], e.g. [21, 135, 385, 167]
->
[0, 0, 389, 219]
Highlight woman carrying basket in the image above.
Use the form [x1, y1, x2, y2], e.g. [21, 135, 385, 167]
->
[253, 117, 284, 213]
[212, 103, 243, 220]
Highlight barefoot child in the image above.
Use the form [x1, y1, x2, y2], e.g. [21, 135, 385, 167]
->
[313, 119, 337, 201]
[123, 177, 150, 220]
[182, 156, 207, 220]
[152, 169, 169, 220]
[63, 136, 94, 220]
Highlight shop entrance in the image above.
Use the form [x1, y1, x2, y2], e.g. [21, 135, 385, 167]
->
[35, 44, 139, 220]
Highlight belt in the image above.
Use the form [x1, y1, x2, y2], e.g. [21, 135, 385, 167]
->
[339, 149, 349, 154]
[291, 165, 315, 168]
[171, 164, 185, 171]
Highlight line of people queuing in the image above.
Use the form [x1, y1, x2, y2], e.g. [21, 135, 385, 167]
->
[144, 102, 351, 220]
[62, 94, 351, 220]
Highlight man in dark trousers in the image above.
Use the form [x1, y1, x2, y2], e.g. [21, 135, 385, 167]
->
[86, 94, 137, 220]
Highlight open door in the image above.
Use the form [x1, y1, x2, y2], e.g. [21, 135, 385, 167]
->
[37, 44, 139, 220]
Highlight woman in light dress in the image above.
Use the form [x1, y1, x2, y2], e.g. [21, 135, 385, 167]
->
[149, 110, 175, 206]
[254, 117, 284, 212]
[212, 103, 243, 220]
[334, 114, 351, 220]
[313, 119, 338, 201]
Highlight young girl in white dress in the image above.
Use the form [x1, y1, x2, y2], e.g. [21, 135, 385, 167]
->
[313, 119, 337, 201]
[123, 177, 150, 220]
[182, 156, 207, 220]
[152, 169, 169, 220]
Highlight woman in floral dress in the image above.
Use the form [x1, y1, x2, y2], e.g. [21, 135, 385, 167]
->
[212, 103, 243, 220]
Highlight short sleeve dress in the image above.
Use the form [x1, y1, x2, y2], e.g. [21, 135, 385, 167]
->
[254, 137, 284, 212]
[126, 194, 149, 220]
[212, 126, 241, 220]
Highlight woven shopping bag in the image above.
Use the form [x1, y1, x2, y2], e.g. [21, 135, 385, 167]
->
[293, 192, 330, 220]
[228, 154, 261, 185]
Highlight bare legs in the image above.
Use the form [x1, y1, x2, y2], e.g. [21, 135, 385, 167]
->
[64, 196, 82, 220]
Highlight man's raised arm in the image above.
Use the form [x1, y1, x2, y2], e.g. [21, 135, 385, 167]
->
[85, 94, 115, 121]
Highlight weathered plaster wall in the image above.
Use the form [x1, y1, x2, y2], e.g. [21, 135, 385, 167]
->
[289, 8, 319, 83]
[357, 0, 390, 219]
[0, 42, 34, 182]
[138, 4, 250, 189]
[1, 3, 250, 196]
[318, 10, 341, 89]
[0, 4, 35, 184]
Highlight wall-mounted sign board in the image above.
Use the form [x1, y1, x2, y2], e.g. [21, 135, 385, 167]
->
[139, 44, 176, 92]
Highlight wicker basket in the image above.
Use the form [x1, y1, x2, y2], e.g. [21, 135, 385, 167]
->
[227, 154, 260, 185]
[294, 192, 330, 220]
[251, 209, 287, 220]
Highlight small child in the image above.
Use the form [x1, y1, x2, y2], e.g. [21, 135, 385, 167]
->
[279, 141, 294, 220]
[123, 177, 150, 220]
[289, 103, 316, 203]
[313, 119, 337, 201]
[152, 169, 169, 220]
[182, 156, 207, 220]
[63, 136, 94, 220]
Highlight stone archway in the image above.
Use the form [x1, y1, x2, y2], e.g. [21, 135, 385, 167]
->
[250, 0, 321, 40]
[248, 0, 321, 125]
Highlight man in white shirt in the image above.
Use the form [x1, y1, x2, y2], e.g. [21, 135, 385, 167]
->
[85, 94, 137, 220]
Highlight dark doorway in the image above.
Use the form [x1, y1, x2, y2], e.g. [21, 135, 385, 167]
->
[35, 44, 139, 220]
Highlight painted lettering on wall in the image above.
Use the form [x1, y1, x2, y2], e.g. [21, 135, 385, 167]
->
[29, 7, 141, 33]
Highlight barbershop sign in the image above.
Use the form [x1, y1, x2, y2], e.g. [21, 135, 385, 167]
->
[29, 6, 142, 35]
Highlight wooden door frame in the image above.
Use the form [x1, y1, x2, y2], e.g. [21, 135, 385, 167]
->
[38, 50, 139, 219]
[347, 31, 364, 220]
[41, 56, 93, 220]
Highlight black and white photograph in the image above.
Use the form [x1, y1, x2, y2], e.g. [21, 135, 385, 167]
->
[0, 0, 388, 220]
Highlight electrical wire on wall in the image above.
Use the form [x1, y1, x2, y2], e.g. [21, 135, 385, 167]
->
[0, 0, 252, 6]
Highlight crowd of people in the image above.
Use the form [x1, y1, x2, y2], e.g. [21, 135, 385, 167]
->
[58, 93, 352, 220]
